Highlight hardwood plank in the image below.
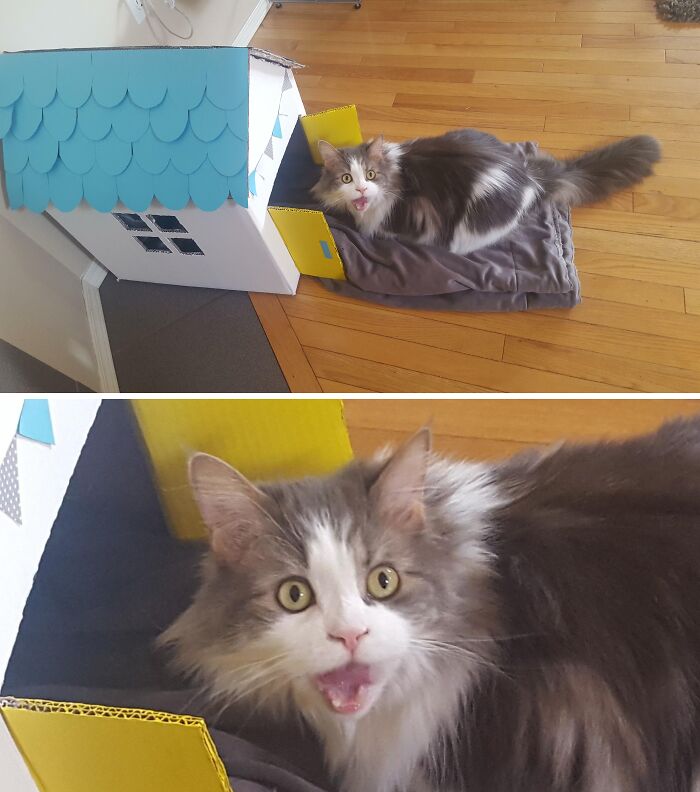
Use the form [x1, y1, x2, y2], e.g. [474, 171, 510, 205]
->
[573, 227, 700, 267]
[533, 296, 700, 344]
[583, 34, 700, 49]
[358, 104, 545, 132]
[686, 289, 700, 316]
[393, 92, 629, 121]
[631, 106, 700, 125]
[474, 67, 700, 95]
[280, 293, 505, 360]
[249, 293, 321, 393]
[290, 316, 627, 392]
[342, 399, 700, 445]
[575, 249, 700, 290]
[296, 278, 696, 375]
[572, 208, 700, 243]
[257, 27, 408, 44]
[306, 348, 497, 393]
[300, 85, 396, 107]
[503, 336, 700, 392]
[545, 116, 700, 144]
[633, 192, 700, 222]
[302, 63, 477, 83]
[404, 31, 583, 48]
[667, 50, 700, 65]
[359, 53, 547, 72]
[579, 272, 685, 312]
[295, 41, 669, 63]
[555, 11, 665, 23]
[318, 378, 372, 393]
[309, 76, 696, 111]
[635, 22, 700, 36]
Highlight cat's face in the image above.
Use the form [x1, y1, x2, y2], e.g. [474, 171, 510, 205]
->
[164, 430, 495, 726]
[312, 137, 397, 218]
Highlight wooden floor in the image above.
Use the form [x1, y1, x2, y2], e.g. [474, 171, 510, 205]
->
[251, 0, 700, 394]
[342, 398, 700, 458]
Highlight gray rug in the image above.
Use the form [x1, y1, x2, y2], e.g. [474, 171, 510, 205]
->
[655, 0, 700, 22]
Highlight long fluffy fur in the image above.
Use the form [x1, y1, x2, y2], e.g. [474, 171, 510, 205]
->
[163, 418, 700, 792]
[529, 135, 662, 206]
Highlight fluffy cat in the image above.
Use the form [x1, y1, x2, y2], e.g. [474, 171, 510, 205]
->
[310, 129, 661, 255]
[161, 418, 700, 792]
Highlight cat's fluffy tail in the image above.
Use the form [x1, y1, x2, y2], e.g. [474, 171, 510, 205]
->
[532, 135, 661, 206]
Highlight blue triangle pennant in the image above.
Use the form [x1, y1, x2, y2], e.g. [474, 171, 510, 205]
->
[17, 399, 54, 445]
[272, 116, 283, 139]
[248, 171, 257, 196]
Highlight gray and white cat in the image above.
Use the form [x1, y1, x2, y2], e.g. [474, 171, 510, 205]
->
[162, 420, 700, 792]
[311, 129, 661, 254]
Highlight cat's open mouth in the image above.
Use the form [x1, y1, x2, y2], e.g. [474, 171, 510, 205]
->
[351, 196, 369, 212]
[314, 662, 372, 714]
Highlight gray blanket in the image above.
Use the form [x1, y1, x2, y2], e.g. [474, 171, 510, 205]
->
[322, 144, 579, 312]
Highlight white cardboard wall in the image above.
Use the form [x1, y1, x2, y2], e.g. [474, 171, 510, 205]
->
[0, 716, 40, 792]
[0, 398, 102, 688]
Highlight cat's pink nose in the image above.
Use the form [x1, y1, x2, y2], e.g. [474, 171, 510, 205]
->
[328, 627, 369, 652]
[356, 187, 367, 194]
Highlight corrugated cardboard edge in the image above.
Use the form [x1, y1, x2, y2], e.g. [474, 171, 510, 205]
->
[0, 698, 232, 792]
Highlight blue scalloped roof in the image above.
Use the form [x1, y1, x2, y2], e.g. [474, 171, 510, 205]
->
[0, 47, 249, 212]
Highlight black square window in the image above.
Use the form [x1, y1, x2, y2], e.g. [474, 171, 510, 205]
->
[170, 237, 204, 255]
[134, 235, 171, 253]
[113, 212, 150, 231]
[148, 214, 188, 233]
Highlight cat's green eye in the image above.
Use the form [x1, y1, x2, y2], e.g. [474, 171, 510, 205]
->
[341, 173, 353, 184]
[277, 578, 314, 613]
[366, 169, 377, 181]
[367, 566, 400, 600]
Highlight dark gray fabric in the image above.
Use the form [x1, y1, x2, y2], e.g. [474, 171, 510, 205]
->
[322, 143, 580, 312]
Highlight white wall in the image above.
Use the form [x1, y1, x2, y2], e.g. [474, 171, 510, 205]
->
[0, 214, 100, 389]
[0, 0, 269, 51]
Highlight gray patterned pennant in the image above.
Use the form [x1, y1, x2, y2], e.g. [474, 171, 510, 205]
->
[282, 69, 293, 92]
[0, 438, 21, 525]
[265, 138, 274, 158]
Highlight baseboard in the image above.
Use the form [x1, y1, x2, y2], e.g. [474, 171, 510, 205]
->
[82, 263, 120, 394]
[232, 0, 272, 46]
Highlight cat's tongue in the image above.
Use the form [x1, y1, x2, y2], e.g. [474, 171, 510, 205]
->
[314, 662, 372, 714]
[352, 196, 369, 211]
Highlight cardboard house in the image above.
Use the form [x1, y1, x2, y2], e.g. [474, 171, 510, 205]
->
[0, 47, 354, 293]
[0, 398, 355, 791]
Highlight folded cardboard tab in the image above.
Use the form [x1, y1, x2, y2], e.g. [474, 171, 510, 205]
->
[300, 105, 364, 165]
[0, 698, 231, 792]
[132, 399, 354, 540]
[268, 207, 345, 279]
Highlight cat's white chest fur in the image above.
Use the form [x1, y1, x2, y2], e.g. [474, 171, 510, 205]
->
[321, 666, 467, 792]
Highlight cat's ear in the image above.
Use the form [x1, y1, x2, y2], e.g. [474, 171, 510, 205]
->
[371, 427, 431, 530]
[367, 135, 385, 160]
[317, 139, 344, 168]
[189, 453, 272, 564]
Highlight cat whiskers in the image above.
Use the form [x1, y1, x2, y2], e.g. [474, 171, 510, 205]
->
[410, 638, 509, 678]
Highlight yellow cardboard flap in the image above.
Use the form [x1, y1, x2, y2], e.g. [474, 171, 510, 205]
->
[0, 698, 231, 792]
[131, 399, 354, 540]
[268, 207, 345, 280]
[300, 105, 363, 165]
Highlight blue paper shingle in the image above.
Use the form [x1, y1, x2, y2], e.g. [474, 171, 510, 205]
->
[0, 47, 251, 213]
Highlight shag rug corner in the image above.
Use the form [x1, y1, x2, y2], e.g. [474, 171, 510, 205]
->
[655, 0, 700, 22]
